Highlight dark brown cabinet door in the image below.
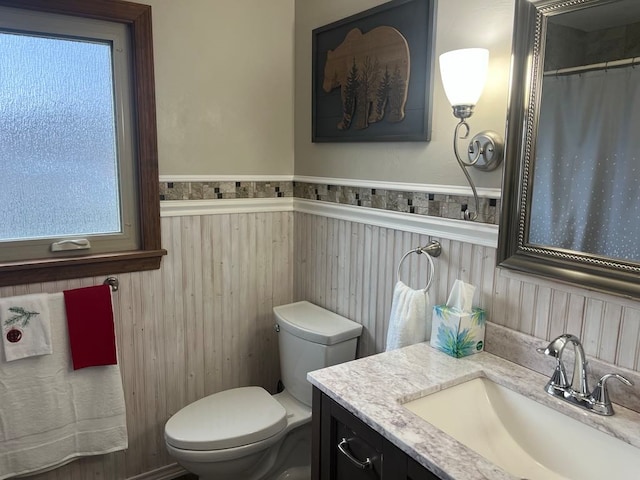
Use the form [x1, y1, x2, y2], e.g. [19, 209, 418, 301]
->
[334, 420, 382, 479]
[407, 457, 441, 480]
[319, 391, 383, 479]
[313, 387, 443, 480]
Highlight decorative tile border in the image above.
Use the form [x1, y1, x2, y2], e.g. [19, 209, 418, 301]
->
[159, 180, 500, 225]
[293, 182, 499, 224]
[160, 181, 293, 201]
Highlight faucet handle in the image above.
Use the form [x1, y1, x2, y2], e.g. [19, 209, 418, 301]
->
[546, 357, 570, 393]
[590, 373, 633, 416]
[537, 334, 580, 358]
[537, 344, 569, 391]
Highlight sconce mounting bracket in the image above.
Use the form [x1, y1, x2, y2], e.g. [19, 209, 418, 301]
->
[468, 130, 504, 171]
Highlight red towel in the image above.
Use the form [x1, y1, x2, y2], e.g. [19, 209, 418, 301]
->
[63, 285, 117, 370]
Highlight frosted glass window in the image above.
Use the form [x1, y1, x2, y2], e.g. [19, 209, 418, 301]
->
[0, 0, 161, 286]
[0, 32, 121, 241]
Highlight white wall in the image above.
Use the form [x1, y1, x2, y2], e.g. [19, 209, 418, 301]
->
[293, 0, 514, 189]
[149, 0, 295, 176]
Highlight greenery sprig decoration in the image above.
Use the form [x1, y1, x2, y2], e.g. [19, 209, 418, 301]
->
[4, 306, 40, 327]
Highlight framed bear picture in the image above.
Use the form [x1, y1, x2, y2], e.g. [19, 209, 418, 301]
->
[312, 0, 435, 142]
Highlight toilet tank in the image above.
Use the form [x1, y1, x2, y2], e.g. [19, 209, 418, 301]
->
[274, 301, 363, 407]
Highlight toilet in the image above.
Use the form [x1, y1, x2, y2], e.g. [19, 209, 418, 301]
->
[164, 301, 363, 480]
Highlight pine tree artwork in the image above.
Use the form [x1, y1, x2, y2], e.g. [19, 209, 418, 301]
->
[389, 64, 406, 121]
[338, 58, 360, 130]
[322, 26, 410, 132]
[375, 66, 392, 120]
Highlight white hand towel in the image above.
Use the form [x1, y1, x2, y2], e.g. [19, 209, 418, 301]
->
[0, 293, 52, 362]
[0, 293, 127, 479]
[385, 281, 431, 351]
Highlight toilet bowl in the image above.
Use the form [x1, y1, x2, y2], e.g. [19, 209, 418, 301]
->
[165, 388, 310, 480]
[164, 301, 362, 480]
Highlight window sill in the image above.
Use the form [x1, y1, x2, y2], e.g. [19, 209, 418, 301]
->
[0, 249, 167, 287]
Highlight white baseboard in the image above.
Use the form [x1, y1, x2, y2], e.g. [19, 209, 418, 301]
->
[126, 463, 187, 480]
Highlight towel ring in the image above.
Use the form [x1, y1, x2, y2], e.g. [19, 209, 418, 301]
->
[396, 244, 437, 293]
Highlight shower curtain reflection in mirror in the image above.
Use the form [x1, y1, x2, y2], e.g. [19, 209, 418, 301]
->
[529, 66, 640, 262]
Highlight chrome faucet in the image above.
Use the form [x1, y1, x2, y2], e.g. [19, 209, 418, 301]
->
[538, 334, 589, 397]
[538, 334, 633, 415]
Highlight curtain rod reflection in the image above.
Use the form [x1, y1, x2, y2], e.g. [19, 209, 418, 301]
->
[544, 56, 640, 77]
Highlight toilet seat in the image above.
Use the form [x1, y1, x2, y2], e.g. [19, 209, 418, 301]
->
[165, 386, 287, 451]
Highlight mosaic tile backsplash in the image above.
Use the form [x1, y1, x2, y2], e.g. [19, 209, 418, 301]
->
[159, 180, 500, 225]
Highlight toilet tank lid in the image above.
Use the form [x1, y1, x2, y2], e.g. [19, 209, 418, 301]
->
[274, 301, 363, 345]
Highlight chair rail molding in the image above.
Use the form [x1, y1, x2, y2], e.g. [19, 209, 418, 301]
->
[159, 197, 498, 248]
[294, 199, 498, 248]
[160, 198, 295, 217]
[293, 175, 502, 199]
[159, 174, 294, 182]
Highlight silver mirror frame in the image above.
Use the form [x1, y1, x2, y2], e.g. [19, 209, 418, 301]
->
[497, 0, 640, 300]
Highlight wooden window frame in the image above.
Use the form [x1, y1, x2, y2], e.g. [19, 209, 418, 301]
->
[0, 0, 166, 287]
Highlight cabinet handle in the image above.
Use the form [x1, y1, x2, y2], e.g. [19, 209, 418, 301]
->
[337, 437, 373, 470]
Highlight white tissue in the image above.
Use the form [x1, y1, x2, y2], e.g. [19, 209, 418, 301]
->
[446, 279, 476, 313]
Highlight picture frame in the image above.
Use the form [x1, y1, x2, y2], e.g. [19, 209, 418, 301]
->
[312, 0, 436, 143]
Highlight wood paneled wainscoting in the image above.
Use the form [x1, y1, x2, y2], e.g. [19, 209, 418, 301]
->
[0, 211, 293, 480]
[293, 210, 640, 371]
[293, 212, 497, 357]
[3, 203, 640, 480]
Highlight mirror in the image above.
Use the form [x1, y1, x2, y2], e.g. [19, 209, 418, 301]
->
[498, 0, 640, 299]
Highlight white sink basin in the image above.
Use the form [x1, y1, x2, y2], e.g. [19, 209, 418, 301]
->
[403, 377, 640, 479]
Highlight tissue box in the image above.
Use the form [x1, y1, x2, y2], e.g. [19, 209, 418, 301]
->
[430, 305, 486, 358]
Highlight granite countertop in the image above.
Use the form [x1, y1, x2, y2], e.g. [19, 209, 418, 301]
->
[308, 343, 640, 480]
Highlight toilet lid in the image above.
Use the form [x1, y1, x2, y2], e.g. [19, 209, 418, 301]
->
[164, 386, 287, 451]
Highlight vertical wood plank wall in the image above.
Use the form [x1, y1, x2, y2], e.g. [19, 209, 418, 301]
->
[2, 212, 293, 480]
[4, 209, 639, 480]
[293, 212, 640, 372]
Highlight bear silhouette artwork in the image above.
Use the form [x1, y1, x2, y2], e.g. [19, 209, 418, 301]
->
[322, 26, 410, 131]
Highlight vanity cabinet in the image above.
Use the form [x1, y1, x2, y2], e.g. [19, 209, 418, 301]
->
[312, 387, 442, 480]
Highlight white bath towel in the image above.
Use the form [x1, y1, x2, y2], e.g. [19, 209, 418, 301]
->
[0, 293, 52, 362]
[0, 293, 127, 479]
[385, 281, 431, 351]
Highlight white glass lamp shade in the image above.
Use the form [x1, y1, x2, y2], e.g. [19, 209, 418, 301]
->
[439, 48, 489, 107]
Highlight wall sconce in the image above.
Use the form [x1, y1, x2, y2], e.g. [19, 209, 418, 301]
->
[439, 48, 504, 221]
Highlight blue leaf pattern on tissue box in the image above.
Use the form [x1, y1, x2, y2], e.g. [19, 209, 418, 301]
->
[435, 323, 477, 358]
[431, 305, 486, 358]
